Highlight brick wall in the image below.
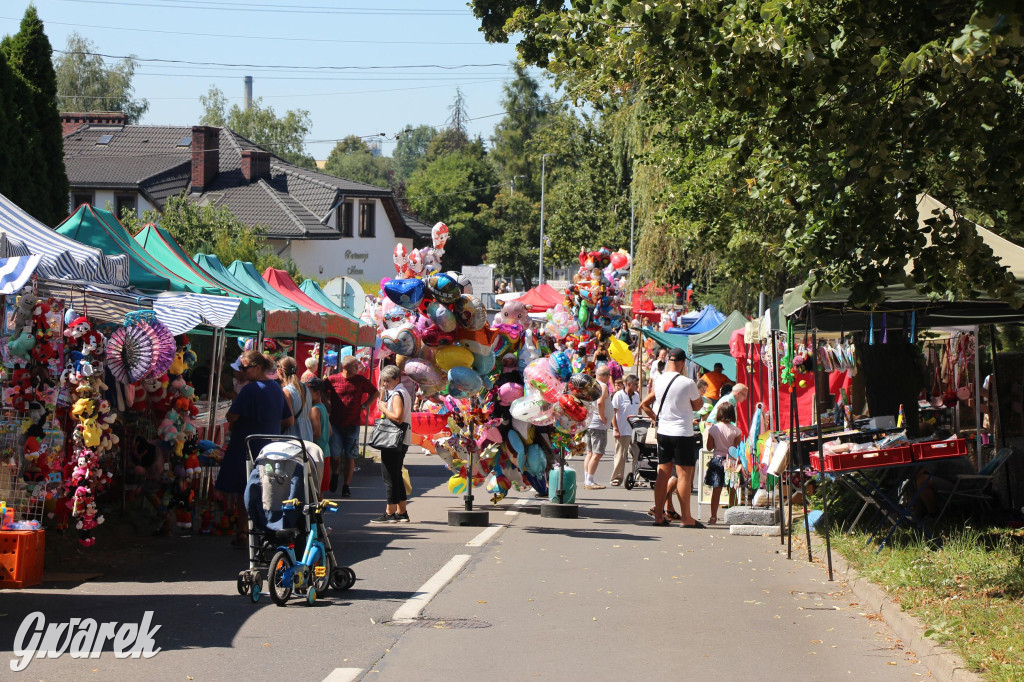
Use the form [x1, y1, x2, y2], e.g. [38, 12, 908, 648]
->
[60, 112, 128, 135]
[191, 126, 220, 193]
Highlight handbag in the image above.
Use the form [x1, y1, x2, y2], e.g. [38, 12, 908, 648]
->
[645, 374, 681, 446]
[369, 391, 407, 450]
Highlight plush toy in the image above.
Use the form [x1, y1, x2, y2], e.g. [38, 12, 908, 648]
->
[80, 417, 102, 448]
[76, 498, 104, 547]
[63, 316, 91, 345]
[495, 300, 529, 327]
[81, 329, 105, 357]
[12, 290, 38, 331]
[70, 452, 92, 486]
[168, 349, 186, 376]
[7, 331, 36, 360]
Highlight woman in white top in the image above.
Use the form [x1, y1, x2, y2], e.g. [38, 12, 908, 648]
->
[279, 357, 313, 442]
[370, 365, 413, 524]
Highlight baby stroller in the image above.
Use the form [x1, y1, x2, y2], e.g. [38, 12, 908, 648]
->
[624, 416, 659, 490]
[236, 435, 355, 603]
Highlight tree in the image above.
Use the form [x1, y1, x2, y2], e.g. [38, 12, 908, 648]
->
[472, 1, 1024, 307]
[481, 191, 540, 288]
[489, 62, 557, 200]
[404, 138, 499, 269]
[1, 8, 69, 226]
[391, 124, 436, 183]
[200, 86, 315, 169]
[119, 194, 299, 278]
[323, 135, 390, 187]
[54, 33, 148, 123]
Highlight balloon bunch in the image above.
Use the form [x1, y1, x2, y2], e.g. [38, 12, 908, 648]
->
[564, 246, 631, 336]
[393, 222, 450, 279]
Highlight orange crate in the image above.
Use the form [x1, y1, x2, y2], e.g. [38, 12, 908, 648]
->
[810, 446, 912, 472]
[911, 438, 967, 462]
[0, 529, 45, 589]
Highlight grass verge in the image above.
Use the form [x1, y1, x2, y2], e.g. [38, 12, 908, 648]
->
[830, 526, 1024, 681]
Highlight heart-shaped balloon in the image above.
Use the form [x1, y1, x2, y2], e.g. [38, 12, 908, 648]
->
[380, 323, 420, 357]
[558, 393, 589, 422]
[447, 366, 484, 398]
[384, 278, 425, 310]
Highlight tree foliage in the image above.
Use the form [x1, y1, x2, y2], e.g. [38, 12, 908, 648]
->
[54, 32, 148, 123]
[391, 124, 436, 183]
[200, 86, 315, 169]
[472, 0, 1024, 307]
[0, 8, 69, 226]
[323, 135, 390, 187]
[119, 194, 299, 278]
[489, 62, 557, 200]
[481, 191, 540, 287]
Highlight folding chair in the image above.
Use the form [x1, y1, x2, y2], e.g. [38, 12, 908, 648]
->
[934, 447, 1014, 524]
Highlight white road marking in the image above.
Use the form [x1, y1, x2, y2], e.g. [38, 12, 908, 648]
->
[322, 667, 362, 682]
[504, 498, 531, 516]
[465, 524, 503, 547]
[391, 554, 471, 623]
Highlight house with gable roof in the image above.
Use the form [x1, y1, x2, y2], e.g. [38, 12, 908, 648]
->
[62, 113, 429, 284]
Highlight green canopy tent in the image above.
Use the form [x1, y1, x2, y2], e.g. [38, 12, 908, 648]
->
[194, 254, 299, 339]
[299, 279, 375, 347]
[134, 224, 265, 335]
[228, 261, 330, 339]
[689, 310, 749, 379]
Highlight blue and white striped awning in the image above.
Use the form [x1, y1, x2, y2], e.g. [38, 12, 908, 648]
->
[0, 254, 40, 294]
[0, 192, 129, 287]
[152, 292, 241, 335]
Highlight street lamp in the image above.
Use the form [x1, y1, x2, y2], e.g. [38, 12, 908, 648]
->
[509, 174, 525, 196]
[539, 154, 552, 285]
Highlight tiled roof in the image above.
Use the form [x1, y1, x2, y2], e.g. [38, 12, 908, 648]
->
[63, 123, 413, 239]
[401, 211, 434, 239]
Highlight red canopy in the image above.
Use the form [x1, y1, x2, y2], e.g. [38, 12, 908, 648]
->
[262, 267, 355, 343]
[516, 284, 563, 312]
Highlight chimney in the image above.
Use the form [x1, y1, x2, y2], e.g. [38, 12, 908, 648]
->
[241, 150, 270, 183]
[244, 76, 252, 111]
[191, 125, 220, 193]
[61, 111, 128, 136]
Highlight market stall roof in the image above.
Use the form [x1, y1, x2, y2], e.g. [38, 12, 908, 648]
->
[193, 254, 299, 338]
[783, 194, 1024, 330]
[298, 279, 376, 347]
[0, 254, 40, 294]
[0, 192, 129, 287]
[133, 224, 266, 334]
[667, 305, 725, 335]
[516, 284, 562, 312]
[228, 261, 332, 339]
[263, 267, 358, 344]
[641, 327, 689, 352]
[690, 310, 748, 356]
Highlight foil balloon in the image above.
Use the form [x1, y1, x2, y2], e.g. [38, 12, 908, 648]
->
[497, 382, 525, 406]
[610, 250, 630, 271]
[490, 323, 523, 359]
[558, 393, 589, 422]
[434, 344, 474, 372]
[425, 301, 457, 333]
[393, 243, 409, 274]
[553, 402, 592, 436]
[422, 247, 442, 275]
[517, 345, 541, 374]
[510, 417, 533, 442]
[447, 366, 484, 398]
[548, 351, 572, 381]
[471, 350, 496, 375]
[568, 372, 602, 402]
[380, 323, 420, 357]
[447, 271, 472, 294]
[448, 475, 467, 495]
[454, 295, 486, 331]
[524, 357, 565, 403]
[525, 443, 546, 476]
[432, 222, 450, 250]
[406, 248, 425, 276]
[426, 273, 462, 305]
[384, 278, 425, 310]
[381, 300, 412, 329]
[509, 394, 556, 425]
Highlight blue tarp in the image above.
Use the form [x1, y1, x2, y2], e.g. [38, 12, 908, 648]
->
[667, 305, 726, 335]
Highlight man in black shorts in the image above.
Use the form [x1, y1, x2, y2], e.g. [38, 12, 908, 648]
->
[639, 347, 705, 527]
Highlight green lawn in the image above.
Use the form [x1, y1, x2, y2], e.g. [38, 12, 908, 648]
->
[830, 527, 1024, 681]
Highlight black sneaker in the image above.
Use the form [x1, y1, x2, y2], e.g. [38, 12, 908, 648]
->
[394, 512, 410, 523]
[341, 485, 352, 498]
[370, 513, 397, 524]
[329, 474, 339, 493]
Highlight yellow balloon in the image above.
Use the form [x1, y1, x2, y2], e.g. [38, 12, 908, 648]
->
[448, 476, 468, 495]
[434, 344, 474, 372]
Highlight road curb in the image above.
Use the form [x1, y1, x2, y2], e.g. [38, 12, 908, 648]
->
[814, 544, 984, 682]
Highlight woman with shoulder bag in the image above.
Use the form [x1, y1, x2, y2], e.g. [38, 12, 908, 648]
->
[370, 365, 413, 524]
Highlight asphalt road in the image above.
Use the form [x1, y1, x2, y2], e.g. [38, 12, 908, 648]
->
[0, 450, 933, 681]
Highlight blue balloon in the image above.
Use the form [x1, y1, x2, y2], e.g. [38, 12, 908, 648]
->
[447, 366, 484, 398]
[384, 278, 425, 310]
[548, 351, 572, 381]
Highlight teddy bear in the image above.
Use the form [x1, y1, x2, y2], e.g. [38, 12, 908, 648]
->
[495, 300, 529, 327]
[12, 290, 38, 331]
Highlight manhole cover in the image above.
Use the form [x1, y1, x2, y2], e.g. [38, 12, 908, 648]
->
[386, 619, 491, 629]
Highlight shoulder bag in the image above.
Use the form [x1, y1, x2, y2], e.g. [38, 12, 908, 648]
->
[644, 374, 680, 446]
[369, 390, 408, 450]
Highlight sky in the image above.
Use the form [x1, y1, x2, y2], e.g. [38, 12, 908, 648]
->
[1, 0, 528, 160]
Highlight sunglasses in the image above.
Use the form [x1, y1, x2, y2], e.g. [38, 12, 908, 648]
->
[239, 363, 255, 370]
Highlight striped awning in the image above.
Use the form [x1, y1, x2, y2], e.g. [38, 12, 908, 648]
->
[0, 192, 129, 286]
[152, 292, 240, 335]
[0, 254, 40, 294]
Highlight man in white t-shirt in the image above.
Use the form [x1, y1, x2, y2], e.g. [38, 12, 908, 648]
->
[639, 347, 705, 528]
[610, 374, 641, 485]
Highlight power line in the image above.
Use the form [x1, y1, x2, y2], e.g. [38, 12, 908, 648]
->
[0, 16, 487, 45]
[404, 182, 504, 200]
[52, 49, 508, 72]
[53, 0, 468, 16]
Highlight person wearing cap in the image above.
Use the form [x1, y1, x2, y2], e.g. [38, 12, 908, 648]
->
[583, 364, 613, 490]
[700, 362, 729, 401]
[326, 355, 379, 496]
[639, 347, 705, 528]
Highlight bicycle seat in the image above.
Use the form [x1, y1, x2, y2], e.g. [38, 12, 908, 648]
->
[273, 528, 301, 541]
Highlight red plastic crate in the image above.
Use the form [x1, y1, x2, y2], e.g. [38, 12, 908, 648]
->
[809, 446, 912, 472]
[0, 529, 45, 589]
[911, 438, 967, 462]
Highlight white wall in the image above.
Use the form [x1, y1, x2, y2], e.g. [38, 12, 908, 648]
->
[68, 190, 155, 219]
[270, 200, 411, 284]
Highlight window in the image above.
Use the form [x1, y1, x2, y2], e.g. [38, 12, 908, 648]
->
[358, 201, 375, 238]
[338, 201, 353, 237]
[115, 193, 137, 220]
[71, 192, 94, 209]
[96, 134, 113, 145]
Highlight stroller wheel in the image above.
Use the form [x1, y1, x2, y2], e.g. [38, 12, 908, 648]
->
[332, 566, 355, 591]
[237, 572, 248, 596]
[624, 473, 635, 490]
[268, 550, 294, 607]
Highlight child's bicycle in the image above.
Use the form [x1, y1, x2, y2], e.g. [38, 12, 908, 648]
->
[267, 497, 355, 606]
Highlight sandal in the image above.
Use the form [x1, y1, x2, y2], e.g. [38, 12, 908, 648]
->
[708, 517, 718, 525]
[680, 521, 706, 529]
[646, 507, 657, 518]
[652, 519, 670, 527]
[665, 510, 682, 521]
